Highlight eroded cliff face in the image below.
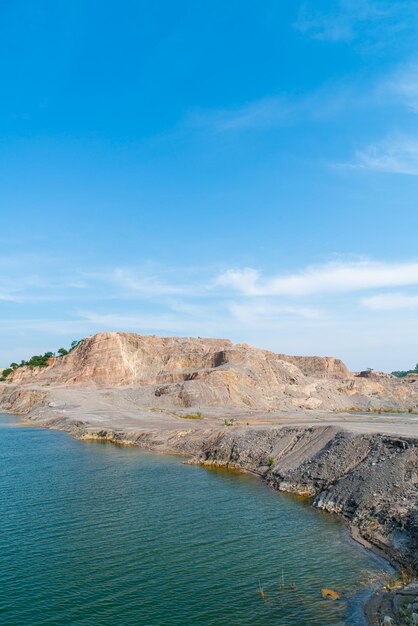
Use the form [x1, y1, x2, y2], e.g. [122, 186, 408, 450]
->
[3, 332, 418, 412]
[8, 332, 350, 386]
[9, 334, 232, 386]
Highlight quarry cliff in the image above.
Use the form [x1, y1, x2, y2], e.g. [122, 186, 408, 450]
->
[5, 332, 418, 412]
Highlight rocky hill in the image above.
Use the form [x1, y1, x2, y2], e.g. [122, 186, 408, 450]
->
[4, 332, 418, 412]
[2, 333, 417, 626]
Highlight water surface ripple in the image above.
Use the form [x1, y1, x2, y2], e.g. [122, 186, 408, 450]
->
[0, 415, 388, 625]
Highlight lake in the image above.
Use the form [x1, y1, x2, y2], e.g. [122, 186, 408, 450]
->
[0, 414, 389, 625]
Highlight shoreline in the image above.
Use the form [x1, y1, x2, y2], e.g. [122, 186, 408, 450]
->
[1, 411, 391, 626]
[7, 411, 418, 568]
[1, 356, 417, 625]
[2, 408, 417, 624]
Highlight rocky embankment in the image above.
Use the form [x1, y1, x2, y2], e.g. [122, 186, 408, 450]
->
[12, 409, 415, 577]
[190, 427, 417, 570]
[192, 426, 418, 624]
[1, 408, 417, 624]
[74, 422, 418, 624]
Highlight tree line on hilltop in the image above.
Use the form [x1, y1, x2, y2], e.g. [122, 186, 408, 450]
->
[391, 363, 418, 378]
[0, 339, 83, 381]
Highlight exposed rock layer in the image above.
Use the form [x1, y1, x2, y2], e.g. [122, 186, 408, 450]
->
[5, 332, 418, 412]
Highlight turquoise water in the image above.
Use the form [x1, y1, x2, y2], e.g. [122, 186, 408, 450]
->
[0, 415, 388, 626]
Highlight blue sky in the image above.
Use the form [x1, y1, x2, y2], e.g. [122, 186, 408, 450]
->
[1, 0, 418, 371]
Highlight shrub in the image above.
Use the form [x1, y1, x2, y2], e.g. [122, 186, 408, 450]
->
[179, 412, 203, 420]
[0, 368, 13, 381]
[5, 339, 84, 376]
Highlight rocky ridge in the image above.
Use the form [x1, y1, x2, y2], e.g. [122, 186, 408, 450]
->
[4, 332, 418, 412]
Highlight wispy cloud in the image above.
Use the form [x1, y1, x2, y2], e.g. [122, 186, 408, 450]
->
[0, 275, 51, 303]
[3, 257, 418, 371]
[85, 267, 218, 300]
[295, 1, 365, 42]
[362, 292, 418, 310]
[0, 291, 22, 303]
[217, 260, 418, 296]
[79, 311, 199, 333]
[0, 254, 92, 304]
[228, 301, 321, 328]
[185, 85, 359, 133]
[186, 49, 418, 137]
[382, 62, 418, 112]
[351, 137, 418, 175]
[0, 300, 321, 346]
[294, 1, 418, 45]
[341, 62, 418, 174]
[81, 309, 232, 336]
[187, 97, 291, 132]
[0, 318, 96, 334]
[107, 268, 187, 297]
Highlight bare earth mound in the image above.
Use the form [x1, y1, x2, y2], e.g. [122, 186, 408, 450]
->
[5, 332, 418, 412]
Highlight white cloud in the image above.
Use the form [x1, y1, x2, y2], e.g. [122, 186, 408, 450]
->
[361, 292, 418, 310]
[352, 137, 418, 175]
[107, 268, 186, 297]
[78, 310, 226, 336]
[228, 301, 321, 328]
[80, 311, 187, 332]
[218, 268, 260, 295]
[217, 260, 418, 296]
[88, 267, 215, 300]
[3, 257, 418, 372]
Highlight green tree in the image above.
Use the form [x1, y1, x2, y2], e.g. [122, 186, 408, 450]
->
[0, 368, 13, 380]
[10, 362, 19, 369]
[57, 348, 68, 356]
